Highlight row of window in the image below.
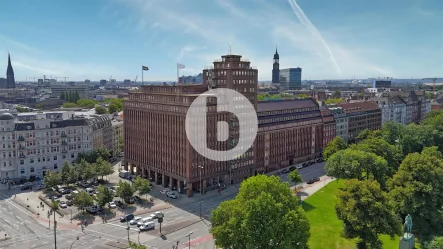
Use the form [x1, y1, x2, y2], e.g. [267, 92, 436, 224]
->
[258, 108, 317, 117]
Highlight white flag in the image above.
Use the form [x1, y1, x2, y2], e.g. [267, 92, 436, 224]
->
[177, 63, 185, 69]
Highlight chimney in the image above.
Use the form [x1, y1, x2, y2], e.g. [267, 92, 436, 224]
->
[71, 114, 74, 120]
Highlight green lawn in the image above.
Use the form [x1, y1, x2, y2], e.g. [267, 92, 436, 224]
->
[302, 180, 421, 249]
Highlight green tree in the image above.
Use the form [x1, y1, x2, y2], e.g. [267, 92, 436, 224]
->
[400, 124, 443, 155]
[60, 91, 66, 100]
[295, 93, 309, 99]
[96, 185, 114, 208]
[62, 102, 77, 108]
[128, 242, 147, 249]
[74, 91, 80, 102]
[76, 148, 111, 164]
[73, 191, 94, 212]
[95, 106, 108, 114]
[325, 149, 388, 187]
[108, 103, 118, 113]
[76, 99, 98, 108]
[324, 98, 345, 105]
[336, 179, 402, 249]
[380, 121, 404, 145]
[43, 171, 62, 188]
[35, 103, 44, 109]
[133, 176, 152, 200]
[118, 134, 124, 153]
[60, 161, 72, 183]
[96, 157, 114, 180]
[356, 129, 381, 141]
[116, 181, 135, 202]
[75, 159, 89, 178]
[427, 236, 443, 249]
[388, 146, 443, 235]
[353, 137, 403, 176]
[323, 136, 348, 160]
[211, 175, 310, 249]
[332, 90, 341, 98]
[82, 163, 97, 181]
[288, 169, 303, 184]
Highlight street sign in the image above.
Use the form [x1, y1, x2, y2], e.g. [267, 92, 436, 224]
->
[158, 217, 163, 223]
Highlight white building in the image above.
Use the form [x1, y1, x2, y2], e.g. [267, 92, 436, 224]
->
[373, 95, 407, 125]
[0, 113, 93, 181]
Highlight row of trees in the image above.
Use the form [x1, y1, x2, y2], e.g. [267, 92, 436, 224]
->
[72, 176, 152, 212]
[257, 93, 310, 101]
[324, 112, 443, 249]
[60, 91, 80, 103]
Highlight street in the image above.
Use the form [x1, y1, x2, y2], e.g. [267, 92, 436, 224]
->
[0, 161, 326, 249]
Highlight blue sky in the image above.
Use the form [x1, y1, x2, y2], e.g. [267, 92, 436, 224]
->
[0, 0, 442, 81]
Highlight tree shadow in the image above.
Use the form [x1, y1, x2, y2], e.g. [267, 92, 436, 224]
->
[137, 200, 155, 209]
[160, 234, 167, 240]
[300, 201, 316, 212]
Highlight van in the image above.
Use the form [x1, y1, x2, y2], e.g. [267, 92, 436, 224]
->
[86, 205, 98, 213]
[137, 217, 153, 226]
[139, 221, 155, 231]
[86, 188, 94, 196]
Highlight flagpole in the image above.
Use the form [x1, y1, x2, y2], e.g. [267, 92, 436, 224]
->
[142, 67, 144, 85]
[177, 63, 179, 86]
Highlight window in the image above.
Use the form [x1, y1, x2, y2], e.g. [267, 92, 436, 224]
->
[53, 156, 57, 160]
[20, 168, 25, 174]
[54, 164, 58, 169]
[30, 159, 34, 163]
[20, 160, 24, 165]
[30, 167, 34, 173]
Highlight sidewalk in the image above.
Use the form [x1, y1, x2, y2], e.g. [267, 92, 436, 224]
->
[295, 176, 335, 201]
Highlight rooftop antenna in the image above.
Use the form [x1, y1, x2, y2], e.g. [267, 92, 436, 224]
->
[228, 43, 231, 55]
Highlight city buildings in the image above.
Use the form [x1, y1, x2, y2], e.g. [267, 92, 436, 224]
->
[328, 106, 349, 141]
[373, 80, 392, 88]
[372, 93, 407, 125]
[179, 73, 203, 84]
[320, 107, 336, 149]
[338, 102, 382, 142]
[50, 83, 88, 99]
[0, 110, 122, 181]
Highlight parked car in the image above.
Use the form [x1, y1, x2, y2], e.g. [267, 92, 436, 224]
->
[288, 166, 296, 172]
[129, 217, 142, 225]
[120, 214, 134, 222]
[108, 202, 117, 209]
[86, 205, 98, 214]
[160, 190, 169, 195]
[65, 194, 73, 200]
[20, 184, 31, 190]
[296, 164, 303, 169]
[125, 197, 135, 204]
[36, 184, 44, 190]
[166, 191, 178, 199]
[66, 200, 73, 206]
[281, 169, 290, 174]
[139, 221, 155, 231]
[137, 217, 154, 226]
[59, 201, 68, 208]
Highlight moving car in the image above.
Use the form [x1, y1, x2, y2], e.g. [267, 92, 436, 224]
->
[129, 217, 142, 225]
[139, 221, 155, 231]
[108, 201, 117, 209]
[120, 214, 134, 222]
[59, 201, 68, 208]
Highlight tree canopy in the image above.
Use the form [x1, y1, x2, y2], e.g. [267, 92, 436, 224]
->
[43, 171, 62, 188]
[73, 191, 94, 212]
[95, 106, 108, 114]
[133, 176, 152, 199]
[388, 146, 443, 235]
[324, 98, 345, 105]
[288, 169, 303, 184]
[323, 136, 347, 160]
[116, 181, 135, 202]
[211, 175, 310, 249]
[336, 179, 401, 249]
[96, 185, 114, 208]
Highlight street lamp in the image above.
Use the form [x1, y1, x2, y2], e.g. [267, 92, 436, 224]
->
[186, 232, 193, 249]
[198, 166, 204, 218]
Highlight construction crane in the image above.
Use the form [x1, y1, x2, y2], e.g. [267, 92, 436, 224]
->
[423, 78, 438, 92]
[134, 75, 138, 83]
[109, 76, 112, 84]
[54, 77, 69, 82]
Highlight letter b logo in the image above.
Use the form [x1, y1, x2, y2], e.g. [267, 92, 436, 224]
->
[185, 88, 258, 162]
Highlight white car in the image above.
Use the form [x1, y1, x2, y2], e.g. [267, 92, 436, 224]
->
[59, 201, 68, 208]
[137, 217, 154, 226]
[160, 190, 169, 195]
[129, 217, 142, 225]
[72, 190, 79, 194]
[166, 192, 177, 199]
[139, 221, 155, 231]
[108, 201, 117, 209]
[296, 164, 303, 169]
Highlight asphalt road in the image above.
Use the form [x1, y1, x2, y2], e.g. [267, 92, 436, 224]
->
[0, 161, 326, 249]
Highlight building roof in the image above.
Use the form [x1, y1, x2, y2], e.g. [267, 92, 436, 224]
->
[0, 112, 14, 120]
[339, 101, 379, 113]
[257, 99, 318, 112]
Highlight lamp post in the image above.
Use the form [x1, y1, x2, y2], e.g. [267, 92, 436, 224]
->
[198, 166, 204, 218]
[186, 232, 193, 249]
[126, 220, 130, 242]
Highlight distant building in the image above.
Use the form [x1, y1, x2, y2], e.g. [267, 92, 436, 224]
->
[0, 78, 6, 88]
[340, 102, 382, 142]
[50, 84, 88, 99]
[329, 106, 349, 141]
[272, 48, 280, 84]
[100, 80, 107, 86]
[279, 68, 302, 90]
[373, 80, 391, 88]
[320, 107, 336, 149]
[372, 94, 407, 125]
[1, 54, 16, 89]
[179, 73, 203, 84]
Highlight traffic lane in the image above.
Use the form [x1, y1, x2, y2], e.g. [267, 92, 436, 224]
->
[142, 220, 211, 249]
[279, 162, 325, 185]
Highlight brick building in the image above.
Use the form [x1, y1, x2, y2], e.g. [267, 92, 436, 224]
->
[339, 102, 382, 142]
[255, 99, 323, 173]
[124, 54, 258, 196]
[320, 106, 336, 149]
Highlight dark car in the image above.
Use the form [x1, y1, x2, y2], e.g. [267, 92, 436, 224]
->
[66, 200, 73, 206]
[281, 169, 290, 174]
[20, 184, 31, 190]
[288, 166, 296, 172]
[307, 179, 315, 184]
[313, 177, 320, 182]
[65, 194, 73, 200]
[120, 214, 134, 222]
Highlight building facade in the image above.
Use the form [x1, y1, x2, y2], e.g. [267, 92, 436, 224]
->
[329, 106, 349, 141]
[124, 54, 258, 197]
[0, 113, 93, 181]
[50, 84, 88, 99]
[279, 68, 302, 91]
[320, 107, 336, 149]
[372, 94, 407, 125]
[255, 99, 323, 173]
[339, 102, 382, 142]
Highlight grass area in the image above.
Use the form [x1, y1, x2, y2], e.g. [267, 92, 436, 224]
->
[302, 180, 421, 249]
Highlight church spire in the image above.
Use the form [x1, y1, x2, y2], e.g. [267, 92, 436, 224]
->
[6, 53, 16, 89]
[7, 52, 14, 75]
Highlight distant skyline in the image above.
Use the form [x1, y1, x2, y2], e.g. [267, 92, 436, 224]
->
[0, 0, 442, 81]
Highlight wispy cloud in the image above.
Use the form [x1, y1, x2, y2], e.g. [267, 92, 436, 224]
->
[287, 0, 341, 75]
[0, 35, 40, 54]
